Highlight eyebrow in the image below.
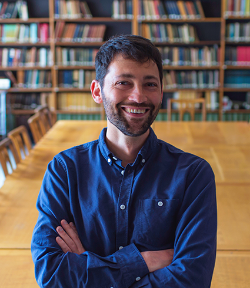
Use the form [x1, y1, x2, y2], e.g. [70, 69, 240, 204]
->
[116, 74, 159, 81]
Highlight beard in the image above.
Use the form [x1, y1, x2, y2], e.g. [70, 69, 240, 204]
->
[102, 92, 161, 137]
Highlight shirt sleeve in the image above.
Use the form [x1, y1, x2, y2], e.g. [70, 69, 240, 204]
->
[31, 156, 149, 288]
[130, 159, 217, 288]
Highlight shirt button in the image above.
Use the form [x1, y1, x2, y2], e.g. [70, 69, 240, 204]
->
[158, 201, 163, 207]
[121, 170, 124, 175]
[108, 158, 111, 163]
[120, 204, 126, 210]
[119, 246, 123, 250]
[136, 277, 141, 281]
[142, 159, 145, 163]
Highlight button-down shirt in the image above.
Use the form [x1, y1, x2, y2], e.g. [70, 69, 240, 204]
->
[31, 128, 217, 288]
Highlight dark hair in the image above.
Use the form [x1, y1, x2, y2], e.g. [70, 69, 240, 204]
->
[95, 34, 163, 89]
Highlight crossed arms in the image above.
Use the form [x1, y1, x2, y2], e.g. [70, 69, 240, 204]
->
[56, 219, 174, 273]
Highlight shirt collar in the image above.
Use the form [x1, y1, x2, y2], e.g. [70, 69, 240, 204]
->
[98, 127, 158, 167]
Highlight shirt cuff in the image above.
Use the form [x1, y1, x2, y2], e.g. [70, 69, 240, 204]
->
[114, 243, 149, 287]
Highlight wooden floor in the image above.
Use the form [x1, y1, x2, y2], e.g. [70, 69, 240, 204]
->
[0, 121, 249, 287]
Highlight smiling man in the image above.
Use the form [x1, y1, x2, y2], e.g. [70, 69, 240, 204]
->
[31, 35, 217, 288]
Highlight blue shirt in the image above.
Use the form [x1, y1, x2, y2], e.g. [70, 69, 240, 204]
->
[31, 128, 217, 288]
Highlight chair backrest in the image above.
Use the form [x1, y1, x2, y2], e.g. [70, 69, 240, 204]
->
[28, 112, 47, 144]
[7, 125, 32, 163]
[35, 105, 57, 130]
[0, 137, 19, 176]
[167, 98, 206, 121]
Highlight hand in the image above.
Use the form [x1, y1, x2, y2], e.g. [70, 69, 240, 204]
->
[56, 219, 86, 255]
[141, 249, 174, 273]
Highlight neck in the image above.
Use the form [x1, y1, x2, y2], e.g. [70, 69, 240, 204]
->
[105, 121, 150, 167]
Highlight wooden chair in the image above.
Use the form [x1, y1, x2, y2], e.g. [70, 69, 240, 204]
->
[7, 125, 32, 163]
[35, 105, 57, 130]
[0, 138, 19, 177]
[28, 112, 47, 144]
[167, 98, 206, 121]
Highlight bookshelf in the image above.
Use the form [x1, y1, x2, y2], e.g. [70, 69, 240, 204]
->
[0, 0, 250, 122]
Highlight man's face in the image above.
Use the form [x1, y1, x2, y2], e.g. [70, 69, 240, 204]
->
[100, 54, 163, 137]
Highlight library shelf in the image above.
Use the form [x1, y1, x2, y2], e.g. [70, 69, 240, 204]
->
[141, 18, 222, 23]
[54, 42, 105, 47]
[2, 0, 249, 121]
[7, 88, 52, 92]
[223, 88, 250, 92]
[55, 18, 132, 22]
[155, 41, 221, 46]
[159, 109, 220, 113]
[55, 66, 95, 70]
[10, 110, 35, 115]
[224, 66, 250, 70]
[163, 88, 220, 93]
[0, 18, 50, 23]
[223, 110, 250, 114]
[163, 66, 220, 70]
[0, 43, 51, 47]
[0, 66, 52, 71]
[55, 88, 91, 92]
[56, 110, 102, 114]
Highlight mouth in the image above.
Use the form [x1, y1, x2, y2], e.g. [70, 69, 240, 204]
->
[122, 107, 149, 115]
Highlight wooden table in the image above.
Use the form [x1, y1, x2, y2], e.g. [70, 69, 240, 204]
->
[0, 121, 249, 287]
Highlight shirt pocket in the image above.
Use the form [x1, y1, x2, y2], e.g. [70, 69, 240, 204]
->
[138, 199, 179, 248]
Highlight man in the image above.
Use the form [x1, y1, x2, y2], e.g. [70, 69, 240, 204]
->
[31, 35, 217, 287]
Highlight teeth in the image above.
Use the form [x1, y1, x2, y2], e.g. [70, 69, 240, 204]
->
[124, 108, 146, 114]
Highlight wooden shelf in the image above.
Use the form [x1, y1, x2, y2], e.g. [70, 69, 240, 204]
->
[55, 88, 91, 92]
[225, 16, 250, 20]
[142, 18, 222, 23]
[10, 110, 35, 115]
[226, 41, 250, 44]
[54, 17, 132, 22]
[0, 66, 52, 71]
[55, 65, 95, 70]
[55, 41, 105, 46]
[224, 65, 250, 70]
[56, 110, 102, 114]
[223, 110, 250, 113]
[163, 88, 220, 92]
[0, 42, 50, 47]
[0, 18, 50, 23]
[155, 41, 221, 46]
[163, 65, 220, 70]
[7, 88, 52, 93]
[223, 88, 250, 92]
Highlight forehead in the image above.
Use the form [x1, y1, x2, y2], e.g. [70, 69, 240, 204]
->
[106, 54, 159, 78]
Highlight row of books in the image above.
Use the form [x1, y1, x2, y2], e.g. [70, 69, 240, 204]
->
[226, 22, 250, 42]
[224, 70, 250, 87]
[16, 70, 52, 88]
[138, 0, 205, 20]
[0, 47, 52, 67]
[158, 45, 220, 66]
[54, 22, 106, 42]
[141, 23, 198, 43]
[112, 0, 133, 19]
[224, 0, 250, 17]
[163, 70, 220, 89]
[58, 70, 96, 88]
[57, 92, 101, 111]
[225, 46, 250, 65]
[9, 93, 41, 110]
[0, 1, 28, 20]
[55, 47, 98, 66]
[54, 0, 92, 19]
[0, 23, 49, 43]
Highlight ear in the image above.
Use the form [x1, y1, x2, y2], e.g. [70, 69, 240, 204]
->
[91, 80, 103, 104]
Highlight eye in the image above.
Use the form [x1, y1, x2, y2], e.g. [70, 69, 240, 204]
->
[146, 82, 158, 87]
[116, 81, 130, 86]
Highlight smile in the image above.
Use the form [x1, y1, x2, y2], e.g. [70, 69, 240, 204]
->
[123, 107, 148, 114]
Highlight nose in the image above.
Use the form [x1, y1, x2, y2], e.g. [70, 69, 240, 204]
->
[127, 84, 147, 103]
